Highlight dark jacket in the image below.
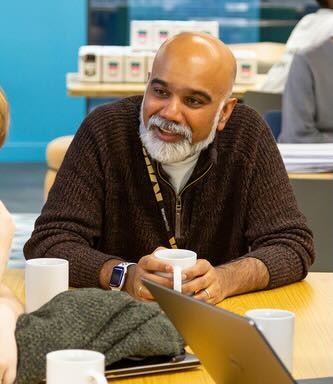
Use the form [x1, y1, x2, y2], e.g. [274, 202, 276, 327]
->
[24, 96, 314, 288]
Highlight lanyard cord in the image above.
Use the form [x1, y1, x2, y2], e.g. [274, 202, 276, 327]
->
[142, 146, 177, 249]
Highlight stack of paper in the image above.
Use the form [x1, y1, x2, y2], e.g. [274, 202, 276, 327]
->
[277, 143, 333, 173]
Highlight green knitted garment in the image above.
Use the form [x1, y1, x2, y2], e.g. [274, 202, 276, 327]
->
[15, 288, 184, 384]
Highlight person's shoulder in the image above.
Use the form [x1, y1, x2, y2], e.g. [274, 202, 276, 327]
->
[72, 96, 143, 147]
[286, 10, 323, 40]
[227, 102, 265, 132]
[217, 102, 268, 159]
[297, 8, 333, 28]
[296, 38, 332, 64]
[296, 8, 326, 24]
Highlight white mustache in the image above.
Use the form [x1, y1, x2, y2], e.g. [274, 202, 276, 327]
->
[147, 115, 192, 142]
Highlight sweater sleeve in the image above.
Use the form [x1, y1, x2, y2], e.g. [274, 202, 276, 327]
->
[243, 119, 315, 288]
[24, 110, 120, 287]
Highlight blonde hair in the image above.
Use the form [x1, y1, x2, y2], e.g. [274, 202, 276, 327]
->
[0, 88, 9, 147]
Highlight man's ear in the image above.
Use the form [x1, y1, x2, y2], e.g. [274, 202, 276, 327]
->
[146, 71, 151, 82]
[217, 98, 237, 132]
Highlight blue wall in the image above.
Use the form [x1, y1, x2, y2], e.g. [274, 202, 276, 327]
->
[0, 1, 86, 162]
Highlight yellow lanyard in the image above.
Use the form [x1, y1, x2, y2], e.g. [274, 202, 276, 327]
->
[142, 147, 177, 249]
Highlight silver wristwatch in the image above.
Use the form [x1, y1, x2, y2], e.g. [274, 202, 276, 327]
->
[109, 262, 136, 291]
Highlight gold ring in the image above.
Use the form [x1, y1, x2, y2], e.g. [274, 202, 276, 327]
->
[204, 288, 211, 299]
[138, 286, 143, 297]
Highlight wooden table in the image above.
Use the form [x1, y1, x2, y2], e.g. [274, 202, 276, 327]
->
[66, 73, 267, 100]
[4, 270, 332, 383]
[288, 173, 333, 180]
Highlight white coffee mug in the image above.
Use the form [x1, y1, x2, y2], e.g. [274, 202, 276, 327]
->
[154, 249, 197, 292]
[25, 258, 69, 313]
[245, 308, 295, 372]
[46, 349, 107, 384]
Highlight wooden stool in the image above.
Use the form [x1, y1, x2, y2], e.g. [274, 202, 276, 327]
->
[44, 135, 73, 200]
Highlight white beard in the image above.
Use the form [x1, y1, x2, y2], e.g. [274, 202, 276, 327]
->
[139, 100, 224, 164]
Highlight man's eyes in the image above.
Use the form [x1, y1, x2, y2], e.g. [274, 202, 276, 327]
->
[151, 88, 205, 107]
[152, 87, 169, 97]
[185, 96, 204, 107]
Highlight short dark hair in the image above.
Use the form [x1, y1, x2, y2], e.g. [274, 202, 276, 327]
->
[316, 0, 330, 8]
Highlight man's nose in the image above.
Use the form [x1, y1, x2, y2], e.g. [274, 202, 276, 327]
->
[159, 97, 183, 124]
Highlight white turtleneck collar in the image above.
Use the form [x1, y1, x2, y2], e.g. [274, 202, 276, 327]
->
[161, 151, 200, 193]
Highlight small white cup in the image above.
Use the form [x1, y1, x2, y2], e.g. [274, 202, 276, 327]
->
[46, 349, 107, 384]
[154, 249, 197, 292]
[245, 308, 295, 372]
[25, 258, 69, 313]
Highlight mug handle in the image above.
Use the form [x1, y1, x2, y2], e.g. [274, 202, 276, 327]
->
[173, 265, 182, 292]
[87, 370, 108, 384]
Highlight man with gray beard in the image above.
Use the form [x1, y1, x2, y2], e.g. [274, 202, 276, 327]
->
[25, 32, 314, 304]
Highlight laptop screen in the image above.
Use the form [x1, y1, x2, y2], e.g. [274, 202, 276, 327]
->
[143, 278, 297, 384]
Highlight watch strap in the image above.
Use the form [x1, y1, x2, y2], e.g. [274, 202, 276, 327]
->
[109, 262, 136, 291]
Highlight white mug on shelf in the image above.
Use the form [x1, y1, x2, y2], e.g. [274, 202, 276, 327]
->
[154, 249, 197, 292]
[46, 349, 107, 384]
[25, 258, 69, 313]
[245, 308, 295, 372]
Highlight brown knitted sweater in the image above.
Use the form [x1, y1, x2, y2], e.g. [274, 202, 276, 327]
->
[24, 96, 314, 289]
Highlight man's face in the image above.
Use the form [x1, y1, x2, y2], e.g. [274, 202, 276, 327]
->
[139, 100, 223, 164]
[140, 54, 227, 163]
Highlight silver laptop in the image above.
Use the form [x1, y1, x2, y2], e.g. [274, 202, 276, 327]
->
[143, 278, 333, 384]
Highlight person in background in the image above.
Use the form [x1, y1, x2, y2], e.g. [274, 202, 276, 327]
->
[0, 89, 24, 384]
[261, 0, 333, 93]
[279, 37, 333, 143]
[25, 32, 314, 304]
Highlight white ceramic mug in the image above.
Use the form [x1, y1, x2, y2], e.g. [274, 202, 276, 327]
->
[154, 249, 197, 292]
[25, 258, 69, 313]
[46, 349, 107, 384]
[245, 308, 295, 372]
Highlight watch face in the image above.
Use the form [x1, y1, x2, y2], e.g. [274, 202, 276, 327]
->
[110, 266, 125, 287]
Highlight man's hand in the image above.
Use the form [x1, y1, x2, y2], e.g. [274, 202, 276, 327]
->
[128, 253, 269, 303]
[180, 259, 226, 304]
[99, 247, 175, 299]
[101, 250, 269, 305]
[182, 257, 269, 304]
[124, 247, 178, 300]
